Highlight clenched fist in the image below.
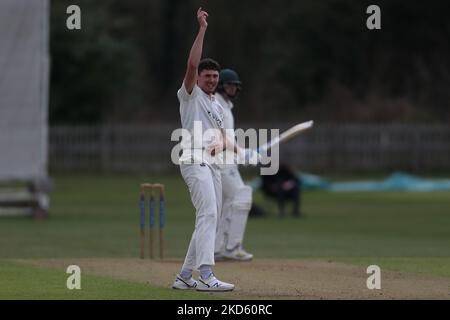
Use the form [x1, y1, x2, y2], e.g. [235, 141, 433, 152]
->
[197, 7, 209, 28]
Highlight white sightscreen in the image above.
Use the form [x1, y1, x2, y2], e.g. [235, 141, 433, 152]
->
[0, 0, 49, 181]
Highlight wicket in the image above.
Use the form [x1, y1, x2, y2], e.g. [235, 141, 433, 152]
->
[139, 183, 165, 260]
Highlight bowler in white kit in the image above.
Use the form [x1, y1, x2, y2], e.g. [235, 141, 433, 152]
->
[171, 7, 236, 292]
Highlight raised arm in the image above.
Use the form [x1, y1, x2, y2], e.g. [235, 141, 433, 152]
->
[184, 8, 208, 94]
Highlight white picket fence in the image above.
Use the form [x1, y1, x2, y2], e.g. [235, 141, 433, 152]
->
[49, 124, 450, 173]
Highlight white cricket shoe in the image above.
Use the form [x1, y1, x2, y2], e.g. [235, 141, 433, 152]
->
[172, 274, 198, 290]
[196, 274, 235, 292]
[222, 247, 254, 261]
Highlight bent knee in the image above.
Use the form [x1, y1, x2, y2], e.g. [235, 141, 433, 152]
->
[196, 201, 218, 219]
[196, 209, 217, 229]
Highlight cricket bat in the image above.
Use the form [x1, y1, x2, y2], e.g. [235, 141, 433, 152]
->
[257, 120, 314, 153]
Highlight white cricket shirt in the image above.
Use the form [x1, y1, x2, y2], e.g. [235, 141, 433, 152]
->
[177, 83, 225, 165]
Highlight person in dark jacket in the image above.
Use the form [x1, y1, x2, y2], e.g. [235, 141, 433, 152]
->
[261, 164, 303, 217]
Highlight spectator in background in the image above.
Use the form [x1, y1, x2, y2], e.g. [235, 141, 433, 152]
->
[261, 163, 303, 218]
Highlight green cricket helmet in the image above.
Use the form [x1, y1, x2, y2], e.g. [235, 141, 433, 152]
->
[217, 69, 242, 97]
[219, 69, 242, 86]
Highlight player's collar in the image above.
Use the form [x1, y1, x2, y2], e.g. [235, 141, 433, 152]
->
[200, 89, 215, 101]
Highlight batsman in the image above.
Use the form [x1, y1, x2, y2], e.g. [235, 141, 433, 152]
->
[214, 69, 254, 261]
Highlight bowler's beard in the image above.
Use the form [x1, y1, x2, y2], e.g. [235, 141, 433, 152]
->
[200, 83, 217, 95]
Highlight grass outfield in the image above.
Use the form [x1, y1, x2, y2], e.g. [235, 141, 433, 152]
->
[0, 260, 217, 300]
[0, 174, 449, 299]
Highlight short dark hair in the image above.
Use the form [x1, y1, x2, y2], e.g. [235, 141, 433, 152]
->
[198, 58, 220, 74]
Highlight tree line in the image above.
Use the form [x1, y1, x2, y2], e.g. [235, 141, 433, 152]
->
[50, 0, 450, 124]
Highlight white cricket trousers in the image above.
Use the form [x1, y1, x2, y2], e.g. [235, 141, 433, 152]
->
[180, 163, 222, 270]
[215, 166, 252, 253]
